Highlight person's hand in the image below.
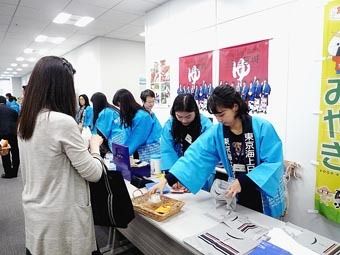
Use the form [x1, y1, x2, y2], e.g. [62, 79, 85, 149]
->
[225, 179, 241, 198]
[172, 182, 188, 192]
[149, 178, 168, 195]
[90, 135, 103, 154]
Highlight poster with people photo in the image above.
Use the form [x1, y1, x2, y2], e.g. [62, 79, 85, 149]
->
[150, 59, 170, 106]
[219, 40, 271, 114]
[178, 51, 213, 111]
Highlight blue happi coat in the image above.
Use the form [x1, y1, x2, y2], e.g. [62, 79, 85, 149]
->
[169, 116, 286, 218]
[92, 107, 123, 151]
[123, 109, 161, 161]
[160, 114, 213, 170]
[83, 106, 93, 129]
[6, 100, 20, 113]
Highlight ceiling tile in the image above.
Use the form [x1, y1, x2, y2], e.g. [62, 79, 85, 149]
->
[61, 35, 94, 49]
[14, 5, 54, 22]
[10, 16, 47, 31]
[6, 31, 38, 40]
[114, 0, 157, 15]
[0, 25, 7, 32]
[0, 15, 11, 25]
[48, 48, 68, 56]
[0, 3, 17, 15]
[20, 0, 68, 12]
[130, 16, 145, 26]
[77, 0, 122, 9]
[0, 0, 19, 5]
[64, 0, 107, 18]
[106, 24, 143, 38]
[0, 38, 27, 53]
[143, 0, 168, 4]
[77, 20, 123, 36]
[98, 9, 139, 24]
[43, 23, 78, 38]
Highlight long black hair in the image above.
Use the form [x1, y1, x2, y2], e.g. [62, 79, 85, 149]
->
[171, 94, 201, 145]
[18, 56, 76, 140]
[91, 92, 118, 127]
[78, 94, 90, 108]
[207, 84, 249, 118]
[112, 89, 143, 128]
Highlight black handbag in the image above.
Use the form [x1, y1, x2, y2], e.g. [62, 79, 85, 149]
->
[90, 155, 135, 228]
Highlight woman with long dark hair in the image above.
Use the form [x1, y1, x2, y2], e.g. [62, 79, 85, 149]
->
[75, 94, 93, 130]
[113, 89, 161, 162]
[161, 93, 212, 171]
[151, 85, 285, 218]
[160, 93, 213, 190]
[91, 92, 123, 155]
[18, 56, 103, 255]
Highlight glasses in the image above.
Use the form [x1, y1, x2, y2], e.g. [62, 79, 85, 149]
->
[61, 57, 76, 75]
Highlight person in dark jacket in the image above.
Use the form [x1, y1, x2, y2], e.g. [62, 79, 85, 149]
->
[0, 95, 19, 178]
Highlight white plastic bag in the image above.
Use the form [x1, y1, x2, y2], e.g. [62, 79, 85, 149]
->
[210, 178, 237, 211]
[81, 126, 92, 148]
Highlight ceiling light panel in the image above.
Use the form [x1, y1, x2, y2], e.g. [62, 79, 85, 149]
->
[24, 48, 34, 54]
[50, 37, 65, 44]
[74, 16, 94, 27]
[53, 12, 72, 24]
[35, 35, 48, 42]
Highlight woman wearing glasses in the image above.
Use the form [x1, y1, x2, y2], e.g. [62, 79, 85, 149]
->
[75, 94, 93, 131]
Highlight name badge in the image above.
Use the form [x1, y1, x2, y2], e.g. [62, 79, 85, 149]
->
[233, 164, 246, 172]
[185, 134, 192, 144]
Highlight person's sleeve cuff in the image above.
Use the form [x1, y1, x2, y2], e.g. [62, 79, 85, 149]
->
[165, 172, 178, 186]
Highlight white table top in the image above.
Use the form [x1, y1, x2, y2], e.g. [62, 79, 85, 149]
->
[126, 180, 284, 242]
[125, 178, 339, 255]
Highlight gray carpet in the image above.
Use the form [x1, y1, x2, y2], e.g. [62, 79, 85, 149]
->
[0, 167, 25, 255]
[0, 165, 142, 255]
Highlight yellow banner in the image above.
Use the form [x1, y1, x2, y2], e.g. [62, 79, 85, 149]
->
[315, 0, 340, 223]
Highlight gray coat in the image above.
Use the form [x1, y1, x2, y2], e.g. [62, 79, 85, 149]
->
[19, 110, 102, 255]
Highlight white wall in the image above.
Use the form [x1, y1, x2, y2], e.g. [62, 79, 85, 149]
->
[145, 0, 339, 241]
[21, 74, 30, 86]
[63, 37, 145, 103]
[99, 37, 145, 102]
[11, 77, 23, 98]
[64, 39, 102, 98]
[0, 77, 22, 98]
[0, 79, 11, 96]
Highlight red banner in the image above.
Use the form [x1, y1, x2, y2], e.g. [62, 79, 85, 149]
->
[219, 40, 269, 87]
[219, 40, 270, 114]
[178, 51, 213, 111]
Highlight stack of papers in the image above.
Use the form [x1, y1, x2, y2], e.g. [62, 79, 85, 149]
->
[184, 223, 260, 255]
[267, 228, 319, 255]
[184, 213, 269, 255]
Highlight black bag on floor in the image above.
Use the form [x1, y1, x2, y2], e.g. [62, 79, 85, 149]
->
[90, 155, 134, 228]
